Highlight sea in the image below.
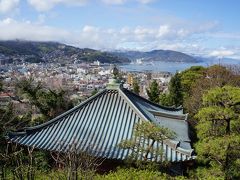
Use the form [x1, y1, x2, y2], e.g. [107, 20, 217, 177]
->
[120, 58, 240, 73]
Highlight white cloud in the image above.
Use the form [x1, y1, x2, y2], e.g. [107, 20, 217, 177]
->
[37, 14, 46, 24]
[1, 17, 233, 58]
[0, 19, 175, 49]
[102, 0, 154, 5]
[207, 32, 240, 40]
[209, 50, 235, 57]
[27, 0, 156, 10]
[27, 0, 87, 11]
[0, 18, 70, 42]
[157, 25, 170, 38]
[82, 25, 98, 33]
[102, 0, 126, 5]
[0, 0, 19, 14]
[137, 0, 155, 4]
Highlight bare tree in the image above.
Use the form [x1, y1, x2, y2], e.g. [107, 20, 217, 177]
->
[0, 142, 36, 180]
[50, 139, 105, 180]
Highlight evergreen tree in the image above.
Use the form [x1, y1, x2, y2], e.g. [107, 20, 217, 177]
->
[184, 65, 240, 116]
[0, 81, 32, 179]
[16, 77, 73, 120]
[146, 80, 160, 104]
[159, 93, 173, 106]
[132, 79, 140, 95]
[91, 88, 98, 96]
[168, 72, 183, 107]
[179, 66, 205, 98]
[119, 121, 176, 163]
[195, 86, 240, 179]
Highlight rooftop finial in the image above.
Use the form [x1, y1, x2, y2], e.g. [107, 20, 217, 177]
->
[107, 65, 122, 89]
[111, 64, 119, 79]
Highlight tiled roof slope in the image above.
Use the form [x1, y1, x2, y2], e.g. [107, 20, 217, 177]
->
[7, 86, 194, 162]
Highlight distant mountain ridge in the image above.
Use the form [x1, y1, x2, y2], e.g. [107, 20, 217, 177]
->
[112, 50, 199, 63]
[0, 40, 130, 64]
[0, 40, 198, 64]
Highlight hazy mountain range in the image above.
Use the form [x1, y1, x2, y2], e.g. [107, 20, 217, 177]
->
[111, 50, 198, 63]
[0, 40, 210, 64]
[0, 41, 129, 64]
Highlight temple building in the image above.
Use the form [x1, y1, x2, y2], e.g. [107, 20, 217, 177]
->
[7, 74, 194, 162]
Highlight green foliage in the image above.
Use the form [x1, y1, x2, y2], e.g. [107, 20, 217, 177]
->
[161, 71, 186, 107]
[91, 88, 98, 96]
[184, 65, 240, 116]
[202, 85, 240, 108]
[0, 81, 32, 179]
[16, 77, 73, 119]
[168, 72, 183, 107]
[190, 166, 225, 180]
[0, 41, 130, 64]
[147, 80, 160, 104]
[134, 121, 176, 141]
[25, 56, 43, 63]
[78, 51, 130, 63]
[0, 103, 31, 146]
[1, 145, 37, 180]
[159, 93, 173, 106]
[4, 167, 187, 180]
[195, 86, 240, 179]
[33, 151, 50, 172]
[179, 66, 205, 98]
[96, 167, 176, 180]
[132, 79, 140, 95]
[119, 121, 176, 163]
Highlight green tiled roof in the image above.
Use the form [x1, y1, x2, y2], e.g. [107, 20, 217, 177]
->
[8, 85, 194, 162]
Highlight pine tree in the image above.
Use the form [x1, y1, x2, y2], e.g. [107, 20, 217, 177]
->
[159, 93, 173, 106]
[91, 88, 98, 96]
[132, 79, 140, 95]
[169, 72, 183, 107]
[16, 77, 73, 120]
[195, 86, 240, 179]
[119, 121, 176, 163]
[146, 80, 160, 104]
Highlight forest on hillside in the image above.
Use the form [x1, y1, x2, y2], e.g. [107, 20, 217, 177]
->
[0, 41, 130, 64]
[0, 65, 240, 179]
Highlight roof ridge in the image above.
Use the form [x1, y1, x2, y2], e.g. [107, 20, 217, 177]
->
[118, 87, 150, 122]
[122, 89, 183, 112]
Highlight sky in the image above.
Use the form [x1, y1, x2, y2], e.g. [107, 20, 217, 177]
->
[0, 0, 240, 58]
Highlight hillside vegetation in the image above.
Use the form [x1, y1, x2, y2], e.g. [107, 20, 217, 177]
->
[0, 41, 198, 64]
[111, 50, 198, 63]
[0, 41, 130, 64]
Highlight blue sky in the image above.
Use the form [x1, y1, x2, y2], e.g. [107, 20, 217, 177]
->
[0, 0, 240, 58]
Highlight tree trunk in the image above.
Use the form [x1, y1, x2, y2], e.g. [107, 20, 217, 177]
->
[225, 119, 230, 135]
[144, 140, 155, 161]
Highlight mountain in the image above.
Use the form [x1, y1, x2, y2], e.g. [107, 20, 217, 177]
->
[0, 41, 200, 64]
[0, 41, 130, 64]
[111, 50, 199, 63]
[192, 55, 240, 66]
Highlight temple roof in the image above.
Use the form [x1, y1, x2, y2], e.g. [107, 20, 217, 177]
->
[7, 84, 194, 162]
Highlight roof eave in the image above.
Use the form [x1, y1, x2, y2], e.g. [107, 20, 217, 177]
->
[9, 89, 107, 135]
[148, 109, 187, 120]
